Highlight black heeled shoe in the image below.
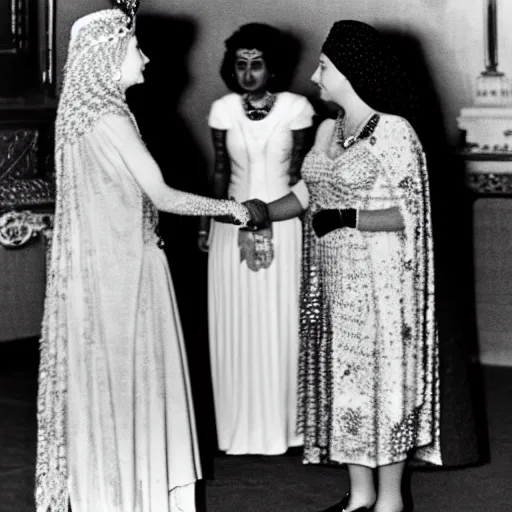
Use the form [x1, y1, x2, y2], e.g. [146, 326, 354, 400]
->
[319, 493, 374, 512]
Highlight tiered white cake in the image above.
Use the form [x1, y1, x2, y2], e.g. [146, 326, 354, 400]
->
[458, 72, 512, 153]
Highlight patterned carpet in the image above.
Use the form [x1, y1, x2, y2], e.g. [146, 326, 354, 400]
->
[1, 338, 511, 512]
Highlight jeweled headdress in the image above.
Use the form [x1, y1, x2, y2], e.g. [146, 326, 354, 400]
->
[56, 4, 142, 150]
[111, 0, 140, 29]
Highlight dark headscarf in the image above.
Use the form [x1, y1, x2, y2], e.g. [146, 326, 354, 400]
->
[322, 20, 419, 124]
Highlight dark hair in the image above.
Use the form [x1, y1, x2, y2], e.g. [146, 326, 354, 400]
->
[220, 23, 296, 93]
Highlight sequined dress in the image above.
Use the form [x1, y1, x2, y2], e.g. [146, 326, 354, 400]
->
[207, 92, 314, 454]
[297, 115, 440, 468]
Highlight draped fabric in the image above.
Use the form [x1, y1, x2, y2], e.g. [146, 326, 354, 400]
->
[36, 10, 202, 511]
[297, 115, 440, 467]
[36, 116, 202, 511]
[36, 12, 137, 510]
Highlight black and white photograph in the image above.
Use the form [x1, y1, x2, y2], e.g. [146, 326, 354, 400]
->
[0, 0, 510, 511]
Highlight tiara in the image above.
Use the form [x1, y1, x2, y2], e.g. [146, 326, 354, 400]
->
[235, 48, 264, 60]
[111, 0, 140, 28]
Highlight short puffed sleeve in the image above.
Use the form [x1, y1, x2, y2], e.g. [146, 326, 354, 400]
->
[208, 98, 231, 130]
[291, 179, 309, 209]
[289, 96, 315, 130]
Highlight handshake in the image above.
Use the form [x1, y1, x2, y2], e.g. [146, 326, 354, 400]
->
[242, 198, 271, 230]
[215, 198, 271, 231]
[233, 202, 357, 238]
[214, 199, 274, 272]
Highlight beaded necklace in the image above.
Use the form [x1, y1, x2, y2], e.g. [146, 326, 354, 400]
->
[242, 91, 277, 121]
[335, 111, 380, 148]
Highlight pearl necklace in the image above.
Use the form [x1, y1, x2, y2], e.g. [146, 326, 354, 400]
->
[335, 111, 380, 149]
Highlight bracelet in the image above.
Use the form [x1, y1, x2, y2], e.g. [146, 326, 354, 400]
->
[198, 230, 209, 236]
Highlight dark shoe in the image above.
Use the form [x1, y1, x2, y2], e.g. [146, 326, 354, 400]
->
[319, 493, 373, 512]
[401, 467, 414, 512]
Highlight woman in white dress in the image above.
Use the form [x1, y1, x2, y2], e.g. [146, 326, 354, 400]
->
[198, 23, 315, 455]
[35, 4, 250, 511]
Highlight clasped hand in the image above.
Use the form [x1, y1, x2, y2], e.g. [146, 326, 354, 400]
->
[213, 197, 268, 228]
[216, 198, 270, 230]
[243, 198, 270, 230]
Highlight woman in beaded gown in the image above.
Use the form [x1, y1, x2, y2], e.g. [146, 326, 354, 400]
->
[35, 5, 250, 512]
[245, 21, 440, 512]
[198, 24, 315, 455]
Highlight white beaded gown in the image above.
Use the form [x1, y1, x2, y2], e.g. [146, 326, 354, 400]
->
[36, 10, 248, 510]
[207, 92, 315, 455]
[36, 114, 203, 512]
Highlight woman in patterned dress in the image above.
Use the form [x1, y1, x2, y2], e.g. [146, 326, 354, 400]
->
[245, 20, 439, 512]
[198, 23, 315, 455]
[35, 4, 251, 511]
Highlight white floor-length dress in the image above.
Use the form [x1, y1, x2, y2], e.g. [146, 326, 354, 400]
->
[207, 92, 315, 455]
[36, 115, 202, 512]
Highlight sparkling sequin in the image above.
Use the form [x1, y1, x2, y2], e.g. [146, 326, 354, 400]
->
[297, 115, 440, 468]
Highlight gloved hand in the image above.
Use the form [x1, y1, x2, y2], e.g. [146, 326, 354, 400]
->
[312, 209, 356, 238]
[242, 198, 270, 230]
[214, 197, 248, 225]
[311, 209, 343, 238]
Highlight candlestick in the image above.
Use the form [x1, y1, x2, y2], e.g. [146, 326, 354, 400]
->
[485, 0, 498, 74]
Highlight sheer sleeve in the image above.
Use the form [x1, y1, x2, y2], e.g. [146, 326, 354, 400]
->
[100, 113, 249, 223]
[210, 128, 231, 199]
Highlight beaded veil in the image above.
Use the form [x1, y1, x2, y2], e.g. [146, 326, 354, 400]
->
[36, 4, 250, 508]
[55, 8, 136, 151]
[36, 6, 140, 511]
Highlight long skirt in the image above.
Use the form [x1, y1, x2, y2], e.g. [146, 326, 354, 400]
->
[208, 218, 302, 455]
[67, 246, 201, 511]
